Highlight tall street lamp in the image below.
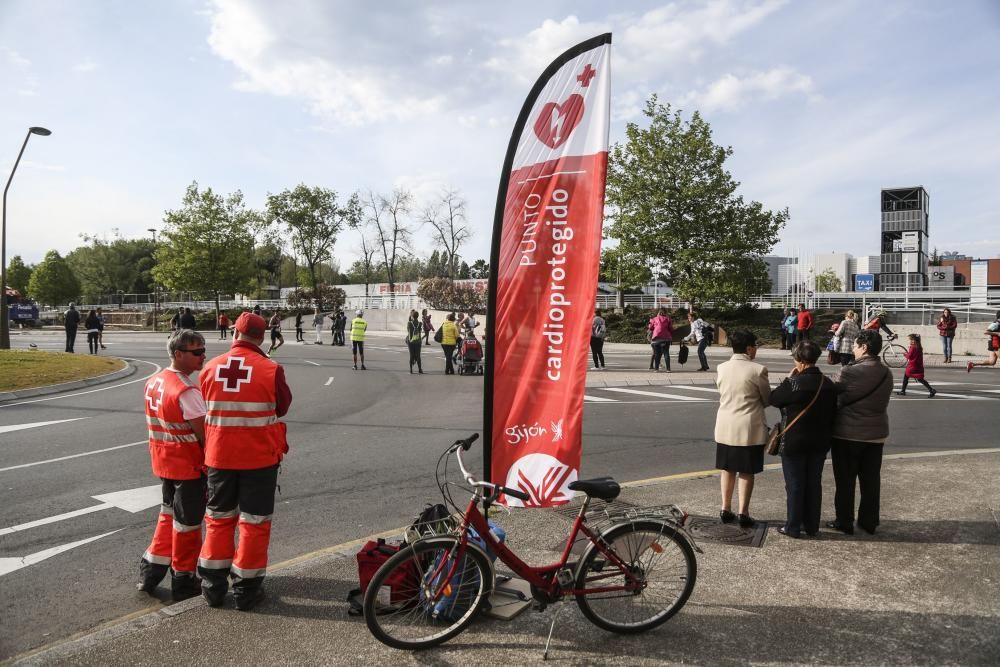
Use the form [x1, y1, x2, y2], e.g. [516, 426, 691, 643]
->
[148, 228, 158, 332]
[2, 126, 52, 350]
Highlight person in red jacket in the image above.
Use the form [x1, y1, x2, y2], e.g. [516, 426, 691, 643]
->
[795, 303, 813, 341]
[898, 333, 936, 397]
[197, 312, 292, 611]
[137, 329, 208, 600]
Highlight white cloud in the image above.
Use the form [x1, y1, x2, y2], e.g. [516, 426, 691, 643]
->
[5, 49, 31, 69]
[22, 160, 66, 172]
[682, 66, 816, 112]
[72, 60, 99, 73]
[17, 89, 38, 97]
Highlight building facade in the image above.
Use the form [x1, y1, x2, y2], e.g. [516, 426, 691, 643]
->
[880, 186, 929, 290]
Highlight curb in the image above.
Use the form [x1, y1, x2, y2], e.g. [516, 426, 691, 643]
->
[0, 360, 137, 404]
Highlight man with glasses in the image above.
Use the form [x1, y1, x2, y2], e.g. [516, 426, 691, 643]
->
[198, 312, 292, 611]
[137, 329, 208, 601]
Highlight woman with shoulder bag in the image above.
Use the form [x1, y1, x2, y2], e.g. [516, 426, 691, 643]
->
[768, 341, 838, 538]
[406, 310, 424, 374]
[833, 310, 861, 366]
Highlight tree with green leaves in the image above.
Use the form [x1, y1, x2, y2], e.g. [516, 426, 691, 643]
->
[6, 256, 33, 298]
[814, 268, 843, 293]
[599, 246, 653, 307]
[27, 250, 80, 306]
[153, 182, 259, 307]
[469, 259, 490, 279]
[67, 233, 156, 301]
[605, 96, 787, 308]
[266, 184, 360, 309]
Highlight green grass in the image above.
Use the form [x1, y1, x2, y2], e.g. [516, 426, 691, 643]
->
[0, 350, 126, 392]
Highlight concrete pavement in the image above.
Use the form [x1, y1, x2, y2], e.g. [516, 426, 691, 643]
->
[17, 449, 999, 666]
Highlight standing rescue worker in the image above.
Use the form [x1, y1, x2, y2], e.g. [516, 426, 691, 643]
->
[137, 329, 208, 601]
[198, 312, 292, 611]
[351, 309, 368, 370]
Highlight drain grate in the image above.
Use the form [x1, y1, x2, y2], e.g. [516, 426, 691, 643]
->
[685, 514, 769, 548]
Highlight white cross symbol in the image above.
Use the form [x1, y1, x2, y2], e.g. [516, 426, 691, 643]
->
[145, 377, 164, 412]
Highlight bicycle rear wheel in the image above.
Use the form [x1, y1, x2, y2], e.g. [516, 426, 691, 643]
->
[882, 343, 907, 368]
[575, 519, 696, 634]
[363, 536, 492, 650]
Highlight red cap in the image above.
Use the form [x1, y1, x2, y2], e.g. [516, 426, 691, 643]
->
[234, 312, 267, 339]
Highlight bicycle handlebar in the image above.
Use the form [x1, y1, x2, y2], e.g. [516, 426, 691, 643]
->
[452, 433, 531, 502]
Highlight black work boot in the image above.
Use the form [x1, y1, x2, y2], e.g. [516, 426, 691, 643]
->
[171, 573, 203, 602]
[136, 559, 167, 595]
[233, 587, 266, 612]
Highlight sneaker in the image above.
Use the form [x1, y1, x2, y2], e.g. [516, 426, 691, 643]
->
[967, 362, 974, 372]
[361, 365, 367, 370]
[929, 389, 937, 398]
[352, 365, 358, 370]
[136, 580, 158, 596]
[233, 588, 265, 612]
[895, 391, 906, 396]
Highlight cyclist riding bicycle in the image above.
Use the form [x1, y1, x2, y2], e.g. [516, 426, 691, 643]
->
[863, 307, 896, 340]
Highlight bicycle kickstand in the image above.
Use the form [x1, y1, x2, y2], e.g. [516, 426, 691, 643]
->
[542, 605, 564, 661]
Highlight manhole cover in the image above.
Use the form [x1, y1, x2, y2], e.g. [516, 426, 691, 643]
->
[686, 514, 769, 548]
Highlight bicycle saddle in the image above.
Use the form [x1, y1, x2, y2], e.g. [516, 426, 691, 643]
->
[568, 477, 621, 501]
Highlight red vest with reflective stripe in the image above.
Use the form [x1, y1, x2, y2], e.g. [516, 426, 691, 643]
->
[144, 369, 203, 480]
[201, 350, 286, 470]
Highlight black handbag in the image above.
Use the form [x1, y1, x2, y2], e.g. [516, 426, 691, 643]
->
[767, 377, 825, 456]
[677, 344, 689, 365]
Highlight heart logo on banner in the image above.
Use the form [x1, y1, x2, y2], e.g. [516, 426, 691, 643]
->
[533, 94, 585, 149]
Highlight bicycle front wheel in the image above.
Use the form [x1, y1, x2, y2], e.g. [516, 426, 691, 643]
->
[363, 536, 493, 650]
[575, 519, 696, 634]
[882, 343, 908, 368]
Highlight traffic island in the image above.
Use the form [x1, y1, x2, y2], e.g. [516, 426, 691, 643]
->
[0, 350, 131, 399]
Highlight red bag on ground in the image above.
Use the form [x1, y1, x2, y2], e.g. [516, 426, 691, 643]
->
[356, 538, 416, 604]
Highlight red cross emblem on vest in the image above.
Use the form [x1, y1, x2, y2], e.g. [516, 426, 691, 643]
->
[216, 356, 252, 393]
[145, 377, 164, 412]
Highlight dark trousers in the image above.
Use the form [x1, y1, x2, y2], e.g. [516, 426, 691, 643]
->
[294, 326, 303, 341]
[65, 326, 77, 352]
[786, 330, 797, 348]
[590, 337, 605, 368]
[651, 341, 671, 370]
[335, 327, 346, 345]
[797, 328, 811, 341]
[901, 376, 933, 394]
[840, 352, 853, 366]
[441, 344, 455, 374]
[407, 341, 422, 372]
[831, 438, 883, 533]
[87, 331, 99, 354]
[697, 337, 710, 370]
[781, 450, 827, 536]
[780, 330, 788, 350]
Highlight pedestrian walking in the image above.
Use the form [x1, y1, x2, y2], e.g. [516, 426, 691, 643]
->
[294, 311, 303, 342]
[422, 309, 434, 346]
[783, 308, 798, 349]
[440, 312, 459, 375]
[768, 340, 838, 538]
[937, 308, 957, 363]
[898, 334, 936, 397]
[647, 308, 674, 372]
[96, 307, 107, 349]
[170, 308, 182, 333]
[829, 329, 893, 536]
[351, 309, 368, 370]
[180, 308, 196, 329]
[198, 312, 292, 611]
[312, 309, 325, 344]
[684, 311, 711, 371]
[218, 312, 231, 340]
[335, 310, 347, 346]
[406, 310, 424, 374]
[85, 309, 101, 355]
[590, 309, 606, 370]
[796, 303, 813, 342]
[64, 302, 81, 353]
[967, 311, 1000, 372]
[137, 329, 208, 601]
[266, 310, 284, 357]
[713, 329, 770, 528]
[832, 310, 861, 366]
[779, 308, 791, 350]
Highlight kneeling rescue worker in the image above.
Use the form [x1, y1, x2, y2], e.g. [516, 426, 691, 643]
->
[137, 329, 209, 601]
[198, 311, 292, 611]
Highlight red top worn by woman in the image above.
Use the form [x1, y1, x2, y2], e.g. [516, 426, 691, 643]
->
[903, 343, 925, 379]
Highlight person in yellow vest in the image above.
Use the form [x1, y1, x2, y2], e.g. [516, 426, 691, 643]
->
[439, 312, 459, 375]
[198, 312, 292, 611]
[137, 329, 208, 601]
[351, 309, 368, 371]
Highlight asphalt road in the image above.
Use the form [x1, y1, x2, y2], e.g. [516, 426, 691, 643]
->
[2, 330, 998, 659]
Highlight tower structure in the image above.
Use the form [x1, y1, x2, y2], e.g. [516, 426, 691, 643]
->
[880, 187, 929, 290]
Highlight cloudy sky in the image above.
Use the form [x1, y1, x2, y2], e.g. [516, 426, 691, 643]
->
[2, 0, 999, 273]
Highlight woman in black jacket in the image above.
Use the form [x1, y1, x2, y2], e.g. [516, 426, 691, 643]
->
[84, 309, 101, 355]
[769, 340, 838, 537]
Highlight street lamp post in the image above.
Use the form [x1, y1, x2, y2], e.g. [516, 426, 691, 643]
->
[1, 126, 52, 349]
[148, 228, 158, 332]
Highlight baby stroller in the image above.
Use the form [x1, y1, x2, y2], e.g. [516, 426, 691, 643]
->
[456, 332, 484, 375]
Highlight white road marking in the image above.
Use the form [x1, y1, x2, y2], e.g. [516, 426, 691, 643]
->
[667, 385, 719, 393]
[0, 484, 162, 535]
[324, 376, 334, 386]
[304, 360, 320, 366]
[0, 418, 89, 435]
[603, 387, 710, 401]
[0, 359, 161, 409]
[976, 389, 1000, 394]
[0, 530, 122, 577]
[583, 395, 618, 402]
[0, 440, 146, 473]
[895, 392, 988, 400]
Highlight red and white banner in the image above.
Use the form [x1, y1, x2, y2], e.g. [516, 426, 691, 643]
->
[484, 34, 611, 507]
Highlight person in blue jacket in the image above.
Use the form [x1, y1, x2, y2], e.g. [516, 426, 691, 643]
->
[783, 309, 799, 350]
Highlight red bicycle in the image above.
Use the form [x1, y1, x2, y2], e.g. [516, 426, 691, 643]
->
[363, 434, 700, 650]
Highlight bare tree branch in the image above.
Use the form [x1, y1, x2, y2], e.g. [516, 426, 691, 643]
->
[421, 188, 471, 278]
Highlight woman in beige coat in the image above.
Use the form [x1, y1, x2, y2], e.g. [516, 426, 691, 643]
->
[714, 329, 771, 528]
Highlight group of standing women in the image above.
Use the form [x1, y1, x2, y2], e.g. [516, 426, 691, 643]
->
[714, 328, 894, 538]
[406, 309, 472, 375]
